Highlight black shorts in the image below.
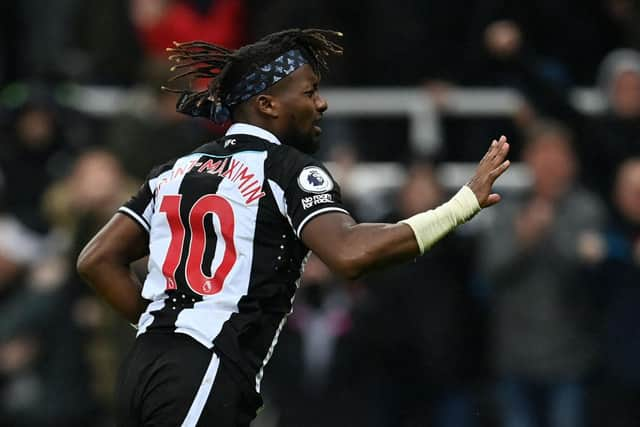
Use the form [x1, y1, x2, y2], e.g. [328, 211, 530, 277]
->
[116, 332, 262, 427]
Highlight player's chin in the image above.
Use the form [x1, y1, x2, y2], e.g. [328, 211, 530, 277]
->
[303, 139, 320, 154]
[297, 128, 321, 153]
[287, 128, 321, 153]
[299, 134, 320, 154]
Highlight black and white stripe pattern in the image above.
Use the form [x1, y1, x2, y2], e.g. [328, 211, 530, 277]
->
[120, 123, 350, 387]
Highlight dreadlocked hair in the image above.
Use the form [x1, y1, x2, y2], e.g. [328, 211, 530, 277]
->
[162, 29, 343, 120]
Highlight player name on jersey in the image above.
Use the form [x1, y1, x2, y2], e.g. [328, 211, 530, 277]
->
[153, 155, 266, 206]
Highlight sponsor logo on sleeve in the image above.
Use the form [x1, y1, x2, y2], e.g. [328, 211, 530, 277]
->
[301, 194, 334, 209]
[297, 166, 333, 194]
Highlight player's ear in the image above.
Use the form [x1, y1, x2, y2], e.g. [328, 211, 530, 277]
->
[256, 94, 278, 119]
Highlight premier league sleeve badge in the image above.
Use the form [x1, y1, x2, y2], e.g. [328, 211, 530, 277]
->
[297, 166, 334, 194]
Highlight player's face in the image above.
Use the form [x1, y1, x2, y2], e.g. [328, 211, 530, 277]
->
[273, 64, 328, 153]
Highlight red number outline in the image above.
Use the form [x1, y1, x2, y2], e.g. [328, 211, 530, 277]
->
[160, 194, 237, 295]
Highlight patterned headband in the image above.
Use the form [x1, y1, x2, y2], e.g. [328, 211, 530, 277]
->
[211, 49, 309, 123]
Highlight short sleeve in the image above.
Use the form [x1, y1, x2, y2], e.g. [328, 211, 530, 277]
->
[117, 162, 171, 233]
[118, 181, 154, 233]
[285, 162, 350, 238]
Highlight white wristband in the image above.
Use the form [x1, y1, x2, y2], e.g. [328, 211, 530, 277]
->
[399, 185, 481, 254]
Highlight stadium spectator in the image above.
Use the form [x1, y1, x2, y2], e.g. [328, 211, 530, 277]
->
[582, 158, 640, 427]
[354, 161, 484, 427]
[42, 149, 142, 423]
[131, 0, 247, 58]
[588, 49, 640, 201]
[0, 92, 76, 234]
[64, 0, 142, 84]
[0, 215, 96, 427]
[465, 1, 623, 87]
[477, 120, 606, 427]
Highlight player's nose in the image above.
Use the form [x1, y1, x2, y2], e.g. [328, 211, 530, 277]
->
[316, 95, 328, 113]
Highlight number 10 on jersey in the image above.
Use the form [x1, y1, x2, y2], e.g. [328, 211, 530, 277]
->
[159, 194, 237, 296]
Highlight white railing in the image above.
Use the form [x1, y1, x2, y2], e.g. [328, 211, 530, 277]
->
[321, 87, 604, 156]
[63, 85, 605, 190]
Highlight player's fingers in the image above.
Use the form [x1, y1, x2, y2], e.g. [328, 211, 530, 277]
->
[491, 141, 510, 165]
[489, 159, 510, 180]
[492, 135, 508, 158]
[482, 139, 498, 162]
[481, 136, 507, 169]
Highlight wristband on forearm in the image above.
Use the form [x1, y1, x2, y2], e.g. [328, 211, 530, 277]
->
[399, 185, 481, 254]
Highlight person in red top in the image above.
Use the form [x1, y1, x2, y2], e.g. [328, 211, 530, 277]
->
[131, 0, 246, 56]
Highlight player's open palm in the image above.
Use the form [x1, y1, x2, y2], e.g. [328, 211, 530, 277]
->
[466, 135, 511, 208]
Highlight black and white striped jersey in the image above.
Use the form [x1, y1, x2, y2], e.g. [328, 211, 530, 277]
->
[118, 123, 349, 391]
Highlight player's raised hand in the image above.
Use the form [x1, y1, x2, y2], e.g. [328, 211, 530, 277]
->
[466, 135, 511, 208]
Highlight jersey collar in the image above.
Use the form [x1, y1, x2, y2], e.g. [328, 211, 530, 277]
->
[225, 123, 282, 145]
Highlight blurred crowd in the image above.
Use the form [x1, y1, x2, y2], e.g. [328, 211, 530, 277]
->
[2, 1, 640, 426]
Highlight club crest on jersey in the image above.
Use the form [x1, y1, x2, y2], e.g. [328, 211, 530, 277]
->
[297, 166, 333, 194]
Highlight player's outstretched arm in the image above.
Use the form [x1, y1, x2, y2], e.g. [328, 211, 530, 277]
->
[301, 136, 510, 279]
[77, 214, 150, 323]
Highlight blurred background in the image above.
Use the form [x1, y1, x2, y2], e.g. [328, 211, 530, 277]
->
[1, 0, 640, 426]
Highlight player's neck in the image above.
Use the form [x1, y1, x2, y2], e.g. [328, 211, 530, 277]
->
[231, 118, 284, 143]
